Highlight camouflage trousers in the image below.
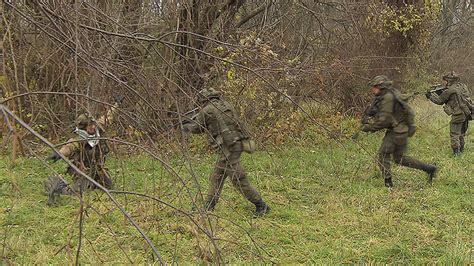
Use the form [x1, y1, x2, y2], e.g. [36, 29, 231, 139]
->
[377, 130, 433, 181]
[205, 143, 262, 209]
[62, 166, 113, 194]
[450, 119, 469, 150]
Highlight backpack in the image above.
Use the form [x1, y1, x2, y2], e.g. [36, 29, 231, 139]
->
[456, 83, 473, 120]
[391, 90, 416, 137]
[212, 100, 256, 153]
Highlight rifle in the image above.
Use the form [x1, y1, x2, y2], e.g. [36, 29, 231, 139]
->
[426, 84, 447, 96]
[352, 97, 378, 140]
[168, 107, 200, 129]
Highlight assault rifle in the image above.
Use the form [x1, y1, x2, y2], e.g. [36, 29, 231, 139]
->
[400, 84, 447, 100]
[352, 98, 378, 140]
[426, 84, 447, 96]
[168, 107, 200, 129]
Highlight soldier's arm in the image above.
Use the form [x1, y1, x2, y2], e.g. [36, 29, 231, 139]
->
[428, 87, 456, 105]
[367, 93, 394, 131]
[183, 109, 208, 134]
[48, 137, 79, 162]
[57, 138, 80, 158]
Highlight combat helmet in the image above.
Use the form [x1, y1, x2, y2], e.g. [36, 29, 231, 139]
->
[368, 75, 393, 89]
[75, 113, 92, 129]
[442, 71, 460, 85]
[198, 87, 221, 103]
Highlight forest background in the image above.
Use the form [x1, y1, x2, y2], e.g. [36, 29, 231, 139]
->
[0, 0, 472, 264]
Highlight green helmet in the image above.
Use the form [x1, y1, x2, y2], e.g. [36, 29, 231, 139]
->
[368, 75, 393, 89]
[75, 114, 92, 129]
[198, 87, 221, 103]
[442, 71, 460, 82]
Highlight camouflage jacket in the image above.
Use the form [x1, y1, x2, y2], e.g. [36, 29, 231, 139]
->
[184, 98, 245, 150]
[428, 82, 469, 123]
[58, 105, 116, 173]
[364, 88, 410, 134]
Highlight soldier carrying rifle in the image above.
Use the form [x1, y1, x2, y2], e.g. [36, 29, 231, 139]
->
[426, 72, 473, 156]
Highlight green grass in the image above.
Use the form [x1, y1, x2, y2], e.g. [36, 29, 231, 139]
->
[0, 98, 472, 264]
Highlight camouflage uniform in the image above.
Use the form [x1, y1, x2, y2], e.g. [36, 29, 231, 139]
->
[363, 76, 437, 187]
[427, 72, 471, 155]
[183, 88, 269, 214]
[45, 105, 116, 201]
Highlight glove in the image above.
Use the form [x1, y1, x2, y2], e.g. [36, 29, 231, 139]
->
[46, 152, 61, 162]
[425, 91, 431, 99]
[361, 124, 374, 132]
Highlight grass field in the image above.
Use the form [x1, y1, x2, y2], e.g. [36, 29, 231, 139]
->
[0, 98, 472, 264]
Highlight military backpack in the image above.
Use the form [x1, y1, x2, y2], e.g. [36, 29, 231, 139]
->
[391, 90, 417, 137]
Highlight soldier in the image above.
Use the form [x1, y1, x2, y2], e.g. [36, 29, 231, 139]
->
[362, 75, 437, 188]
[182, 88, 270, 215]
[426, 72, 472, 155]
[44, 101, 119, 205]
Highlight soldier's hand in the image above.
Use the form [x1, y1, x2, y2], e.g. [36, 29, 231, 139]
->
[361, 124, 374, 132]
[46, 152, 61, 163]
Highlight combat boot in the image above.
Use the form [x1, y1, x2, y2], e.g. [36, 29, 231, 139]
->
[254, 199, 270, 216]
[453, 148, 461, 156]
[204, 199, 217, 212]
[384, 178, 393, 188]
[426, 165, 437, 184]
[43, 176, 67, 206]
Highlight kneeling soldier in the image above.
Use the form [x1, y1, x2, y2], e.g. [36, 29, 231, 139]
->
[44, 102, 118, 204]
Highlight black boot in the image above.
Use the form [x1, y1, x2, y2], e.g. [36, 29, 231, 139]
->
[384, 178, 393, 188]
[453, 148, 461, 156]
[254, 199, 270, 216]
[426, 165, 437, 184]
[44, 176, 67, 206]
[202, 198, 217, 212]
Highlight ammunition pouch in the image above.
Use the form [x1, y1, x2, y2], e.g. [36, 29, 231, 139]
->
[443, 104, 454, 115]
[241, 138, 256, 153]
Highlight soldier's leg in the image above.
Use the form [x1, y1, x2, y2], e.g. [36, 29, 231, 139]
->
[393, 143, 428, 170]
[377, 133, 395, 187]
[228, 162, 269, 215]
[44, 175, 85, 205]
[459, 120, 469, 152]
[450, 121, 462, 155]
[228, 162, 262, 204]
[96, 168, 113, 189]
[204, 163, 227, 211]
[393, 136, 437, 183]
